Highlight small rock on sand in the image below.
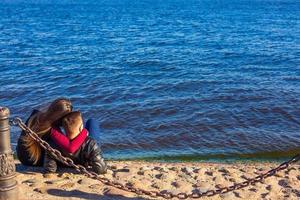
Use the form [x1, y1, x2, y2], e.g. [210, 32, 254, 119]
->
[234, 191, 242, 198]
[193, 168, 200, 173]
[61, 182, 75, 188]
[168, 167, 177, 171]
[181, 167, 193, 175]
[240, 168, 246, 173]
[58, 173, 73, 179]
[196, 183, 212, 193]
[155, 173, 164, 179]
[116, 168, 130, 173]
[205, 171, 213, 176]
[154, 166, 163, 171]
[215, 184, 225, 189]
[46, 179, 65, 184]
[220, 192, 236, 199]
[171, 181, 181, 188]
[43, 173, 56, 179]
[212, 176, 223, 183]
[125, 181, 135, 187]
[266, 185, 272, 191]
[34, 187, 47, 194]
[257, 167, 265, 172]
[292, 189, 300, 197]
[29, 183, 38, 187]
[151, 182, 161, 189]
[278, 179, 290, 188]
[140, 166, 152, 171]
[110, 165, 117, 170]
[240, 175, 249, 180]
[78, 178, 90, 185]
[218, 167, 230, 174]
[228, 177, 236, 182]
[249, 188, 257, 192]
[137, 170, 144, 175]
[274, 173, 283, 178]
[89, 184, 102, 189]
[180, 173, 197, 184]
[261, 192, 269, 198]
[22, 178, 38, 184]
[193, 181, 204, 188]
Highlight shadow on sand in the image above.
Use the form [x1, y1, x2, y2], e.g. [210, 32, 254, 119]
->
[16, 163, 82, 174]
[16, 163, 147, 200]
[47, 189, 146, 200]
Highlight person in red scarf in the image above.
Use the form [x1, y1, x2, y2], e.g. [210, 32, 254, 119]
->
[44, 111, 107, 174]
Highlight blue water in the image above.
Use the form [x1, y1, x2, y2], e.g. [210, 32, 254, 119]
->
[1, 0, 300, 161]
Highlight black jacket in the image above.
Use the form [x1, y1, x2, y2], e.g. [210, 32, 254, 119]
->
[44, 135, 107, 174]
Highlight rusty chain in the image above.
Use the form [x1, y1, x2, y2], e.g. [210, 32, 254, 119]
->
[10, 117, 300, 199]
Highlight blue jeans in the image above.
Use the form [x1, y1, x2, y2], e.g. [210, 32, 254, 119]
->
[85, 118, 99, 139]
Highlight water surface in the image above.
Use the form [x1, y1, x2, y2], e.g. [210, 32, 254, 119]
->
[1, 0, 300, 161]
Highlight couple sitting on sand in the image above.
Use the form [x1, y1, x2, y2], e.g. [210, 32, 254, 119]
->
[16, 98, 107, 174]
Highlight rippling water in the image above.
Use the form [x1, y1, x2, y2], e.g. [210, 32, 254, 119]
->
[1, 0, 300, 161]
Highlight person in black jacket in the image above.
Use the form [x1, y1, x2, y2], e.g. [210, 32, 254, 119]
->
[17, 98, 73, 166]
[44, 111, 107, 174]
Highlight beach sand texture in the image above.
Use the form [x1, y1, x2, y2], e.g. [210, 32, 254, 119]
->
[16, 160, 300, 200]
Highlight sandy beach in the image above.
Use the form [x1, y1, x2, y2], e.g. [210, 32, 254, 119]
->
[15, 160, 300, 200]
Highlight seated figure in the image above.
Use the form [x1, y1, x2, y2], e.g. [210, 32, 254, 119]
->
[44, 111, 107, 174]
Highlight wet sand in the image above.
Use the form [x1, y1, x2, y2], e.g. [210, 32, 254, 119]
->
[15, 160, 300, 200]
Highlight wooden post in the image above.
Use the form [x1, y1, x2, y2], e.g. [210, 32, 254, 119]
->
[0, 107, 18, 200]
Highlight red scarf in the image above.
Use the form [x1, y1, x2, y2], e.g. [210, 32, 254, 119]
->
[50, 127, 88, 154]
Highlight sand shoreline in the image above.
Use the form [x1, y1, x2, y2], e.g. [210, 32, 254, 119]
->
[15, 160, 300, 199]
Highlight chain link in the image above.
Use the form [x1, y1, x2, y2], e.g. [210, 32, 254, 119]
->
[11, 117, 300, 199]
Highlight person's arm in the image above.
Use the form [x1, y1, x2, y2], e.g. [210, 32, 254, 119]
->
[50, 128, 88, 154]
[86, 139, 107, 174]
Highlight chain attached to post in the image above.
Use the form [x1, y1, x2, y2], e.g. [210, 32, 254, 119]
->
[11, 117, 300, 199]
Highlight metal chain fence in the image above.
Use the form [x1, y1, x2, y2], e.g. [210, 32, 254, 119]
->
[10, 117, 300, 199]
